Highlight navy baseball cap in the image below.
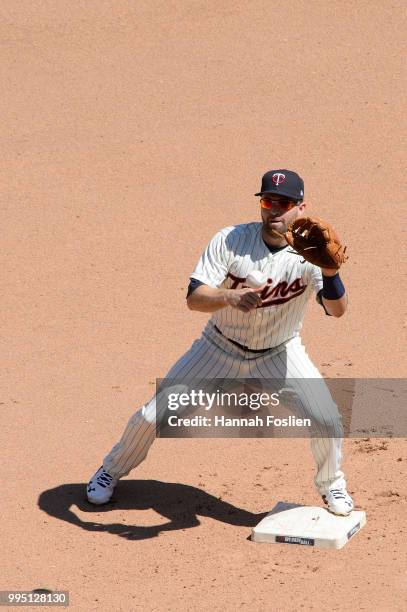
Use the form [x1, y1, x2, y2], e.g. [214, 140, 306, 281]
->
[255, 169, 304, 202]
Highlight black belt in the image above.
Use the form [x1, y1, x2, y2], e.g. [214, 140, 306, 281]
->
[214, 325, 272, 353]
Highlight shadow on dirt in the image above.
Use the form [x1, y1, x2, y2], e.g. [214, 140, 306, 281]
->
[38, 480, 267, 541]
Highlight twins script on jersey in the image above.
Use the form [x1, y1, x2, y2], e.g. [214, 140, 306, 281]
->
[190, 223, 323, 350]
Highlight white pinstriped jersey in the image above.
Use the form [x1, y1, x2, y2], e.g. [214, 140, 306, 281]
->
[190, 222, 323, 350]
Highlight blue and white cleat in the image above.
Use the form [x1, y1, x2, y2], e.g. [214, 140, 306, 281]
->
[322, 488, 354, 516]
[87, 466, 117, 505]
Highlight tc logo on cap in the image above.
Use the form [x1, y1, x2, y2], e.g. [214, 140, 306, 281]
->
[272, 172, 286, 185]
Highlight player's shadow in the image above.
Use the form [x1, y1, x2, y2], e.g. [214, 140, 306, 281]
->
[38, 480, 267, 541]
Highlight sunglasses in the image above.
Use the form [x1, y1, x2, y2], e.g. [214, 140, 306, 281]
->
[260, 197, 299, 212]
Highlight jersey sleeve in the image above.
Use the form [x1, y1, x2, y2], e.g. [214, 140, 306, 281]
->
[186, 278, 205, 298]
[301, 262, 323, 294]
[189, 229, 231, 289]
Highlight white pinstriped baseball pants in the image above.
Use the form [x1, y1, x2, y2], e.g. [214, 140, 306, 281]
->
[103, 321, 346, 495]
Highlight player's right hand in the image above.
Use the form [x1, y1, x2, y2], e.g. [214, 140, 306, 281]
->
[225, 287, 264, 312]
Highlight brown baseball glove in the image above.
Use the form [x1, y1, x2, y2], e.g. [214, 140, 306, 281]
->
[276, 217, 348, 270]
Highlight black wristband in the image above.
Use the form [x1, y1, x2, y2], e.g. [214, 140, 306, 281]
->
[322, 273, 345, 300]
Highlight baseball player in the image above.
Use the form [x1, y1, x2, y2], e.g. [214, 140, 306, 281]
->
[87, 169, 354, 516]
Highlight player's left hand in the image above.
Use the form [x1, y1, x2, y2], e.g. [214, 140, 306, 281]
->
[274, 217, 348, 270]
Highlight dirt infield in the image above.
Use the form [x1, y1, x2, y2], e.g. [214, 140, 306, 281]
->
[1, 1, 406, 610]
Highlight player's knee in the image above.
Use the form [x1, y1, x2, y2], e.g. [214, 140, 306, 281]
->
[140, 400, 157, 425]
[311, 415, 343, 438]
